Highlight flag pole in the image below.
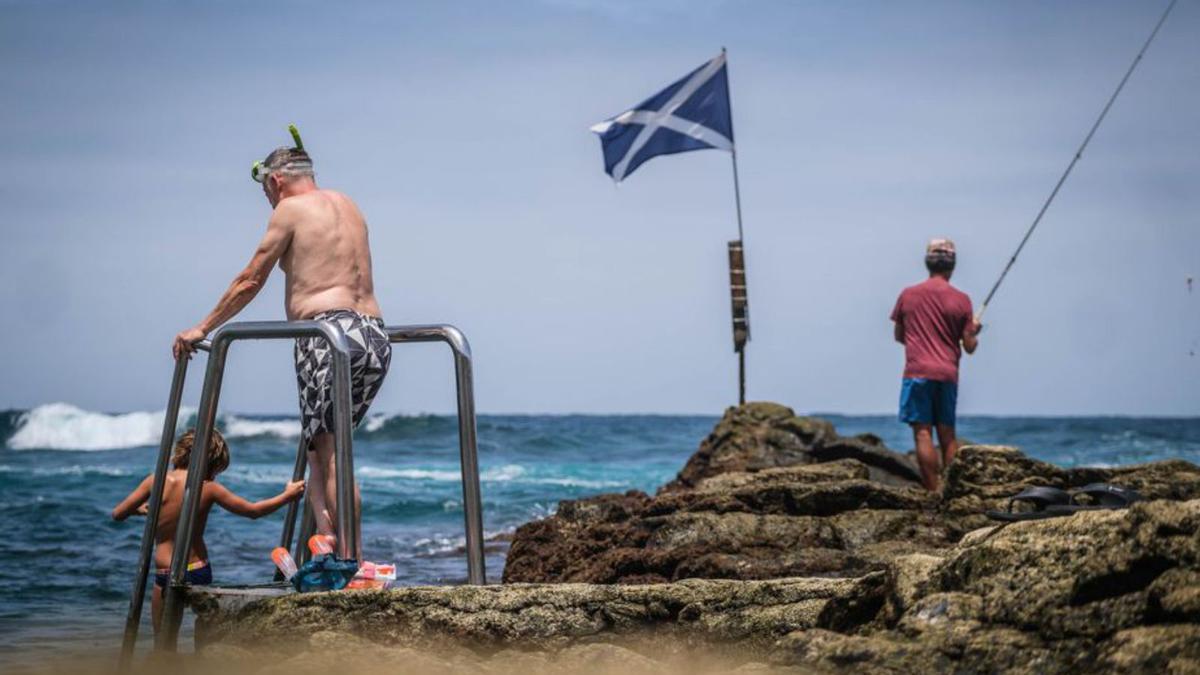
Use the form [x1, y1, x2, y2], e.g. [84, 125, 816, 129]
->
[724, 46, 748, 405]
[725, 47, 745, 243]
[731, 149, 745, 241]
[730, 149, 747, 406]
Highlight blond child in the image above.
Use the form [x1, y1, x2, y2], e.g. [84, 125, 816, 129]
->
[112, 428, 304, 630]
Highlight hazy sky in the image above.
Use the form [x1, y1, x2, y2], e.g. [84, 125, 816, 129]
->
[1, 0, 1197, 416]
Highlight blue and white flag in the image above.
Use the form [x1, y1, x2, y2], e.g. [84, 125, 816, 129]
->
[590, 51, 734, 183]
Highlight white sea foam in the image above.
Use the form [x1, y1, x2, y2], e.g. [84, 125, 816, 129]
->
[0, 463, 132, 477]
[523, 477, 625, 489]
[358, 464, 527, 482]
[5, 403, 194, 451]
[362, 414, 389, 433]
[358, 467, 463, 481]
[484, 464, 526, 481]
[409, 528, 514, 556]
[222, 415, 301, 439]
[355, 464, 622, 489]
[220, 466, 293, 485]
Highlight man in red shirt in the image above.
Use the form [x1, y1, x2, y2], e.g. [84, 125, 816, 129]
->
[891, 239, 981, 492]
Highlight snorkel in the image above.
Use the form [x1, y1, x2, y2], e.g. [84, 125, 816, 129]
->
[288, 123, 304, 151]
[250, 124, 311, 183]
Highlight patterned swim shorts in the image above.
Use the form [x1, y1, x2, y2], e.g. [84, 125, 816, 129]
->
[294, 309, 392, 446]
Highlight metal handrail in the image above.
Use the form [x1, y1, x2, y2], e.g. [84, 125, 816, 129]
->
[387, 325, 484, 584]
[120, 320, 486, 665]
[118, 355, 190, 668]
[156, 321, 357, 652]
[278, 325, 485, 582]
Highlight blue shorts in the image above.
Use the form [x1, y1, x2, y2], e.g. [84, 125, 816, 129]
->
[154, 561, 212, 589]
[899, 378, 957, 427]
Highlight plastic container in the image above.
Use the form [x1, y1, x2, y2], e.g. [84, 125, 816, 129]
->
[308, 534, 335, 556]
[271, 547, 298, 580]
[374, 564, 397, 581]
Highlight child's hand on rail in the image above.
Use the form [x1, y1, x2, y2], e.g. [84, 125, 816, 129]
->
[283, 480, 306, 502]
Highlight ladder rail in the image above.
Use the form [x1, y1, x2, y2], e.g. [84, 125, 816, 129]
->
[382, 325, 485, 585]
[156, 321, 356, 652]
[122, 321, 487, 663]
[118, 353, 193, 668]
[273, 437, 309, 580]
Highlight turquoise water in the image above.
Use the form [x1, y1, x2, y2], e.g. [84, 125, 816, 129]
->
[1, 404, 1198, 662]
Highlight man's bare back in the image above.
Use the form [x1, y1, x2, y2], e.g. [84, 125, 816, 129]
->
[276, 189, 381, 320]
[171, 187, 382, 358]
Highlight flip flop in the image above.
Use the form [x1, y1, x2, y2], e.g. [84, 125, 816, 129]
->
[985, 486, 1072, 522]
[1045, 483, 1144, 514]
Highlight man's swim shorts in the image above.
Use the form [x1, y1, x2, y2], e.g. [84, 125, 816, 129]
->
[294, 308, 392, 446]
[898, 377, 957, 428]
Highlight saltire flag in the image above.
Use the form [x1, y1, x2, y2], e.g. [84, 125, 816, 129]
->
[590, 51, 734, 183]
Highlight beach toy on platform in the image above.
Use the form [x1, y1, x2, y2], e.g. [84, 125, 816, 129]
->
[352, 561, 397, 581]
[271, 547, 298, 581]
[345, 561, 397, 590]
[308, 534, 335, 556]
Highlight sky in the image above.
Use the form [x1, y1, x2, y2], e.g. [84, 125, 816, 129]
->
[0, 0, 1197, 416]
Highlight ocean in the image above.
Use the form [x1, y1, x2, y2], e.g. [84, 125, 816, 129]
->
[1, 403, 1198, 665]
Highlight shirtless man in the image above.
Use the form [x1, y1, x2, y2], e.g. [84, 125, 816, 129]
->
[173, 129, 390, 558]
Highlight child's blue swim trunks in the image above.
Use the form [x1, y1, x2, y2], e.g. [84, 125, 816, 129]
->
[154, 560, 212, 588]
[898, 378, 957, 427]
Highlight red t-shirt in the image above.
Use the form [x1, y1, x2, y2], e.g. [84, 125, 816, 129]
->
[891, 277, 973, 383]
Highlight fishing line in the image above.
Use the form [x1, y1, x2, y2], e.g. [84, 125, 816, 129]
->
[977, 0, 1179, 322]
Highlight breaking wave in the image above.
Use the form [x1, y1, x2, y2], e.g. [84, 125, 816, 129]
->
[221, 416, 301, 439]
[2, 403, 194, 451]
[1, 404, 458, 451]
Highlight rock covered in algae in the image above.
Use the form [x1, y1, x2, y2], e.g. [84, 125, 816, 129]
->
[190, 575, 884, 654]
[940, 443, 1200, 530]
[769, 498, 1200, 674]
[662, 402, 921, 491]
[503, 403, 949, 584]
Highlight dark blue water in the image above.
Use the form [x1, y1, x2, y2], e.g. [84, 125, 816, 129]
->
[1, 403, 1198, 662]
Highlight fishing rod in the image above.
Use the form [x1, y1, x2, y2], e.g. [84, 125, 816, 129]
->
[977, 0, 1179, 323]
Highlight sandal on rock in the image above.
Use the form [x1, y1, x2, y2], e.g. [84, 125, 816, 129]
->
[1045, 483, 1144, 514]
[985, 486, 1071, 522]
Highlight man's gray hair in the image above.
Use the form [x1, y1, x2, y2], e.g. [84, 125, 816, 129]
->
[262, 146, 314, 179]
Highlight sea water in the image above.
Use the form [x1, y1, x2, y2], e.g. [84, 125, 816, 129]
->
[0, 403, 1198, 663]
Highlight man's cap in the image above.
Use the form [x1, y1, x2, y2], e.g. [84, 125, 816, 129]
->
[926, 238, 956, 255]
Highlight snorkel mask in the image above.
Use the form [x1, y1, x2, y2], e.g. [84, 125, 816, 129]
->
[251, 124, 313, 183]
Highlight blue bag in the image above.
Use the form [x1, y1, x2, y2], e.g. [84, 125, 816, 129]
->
[291, 554, 359, 593]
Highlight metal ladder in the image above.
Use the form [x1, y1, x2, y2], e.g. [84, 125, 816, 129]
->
[118, 321, 485, 664]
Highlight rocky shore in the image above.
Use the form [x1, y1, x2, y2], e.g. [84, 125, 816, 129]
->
[188, 403, 1200, 674]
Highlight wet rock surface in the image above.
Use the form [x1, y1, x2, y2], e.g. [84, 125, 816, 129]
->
[190, 403, 1200, 674]
[191, 576, 881, 654]
[504, 404, 941, 584]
